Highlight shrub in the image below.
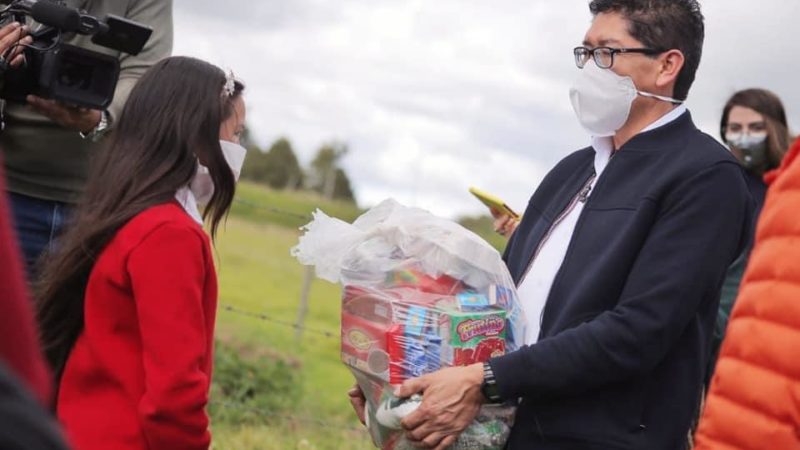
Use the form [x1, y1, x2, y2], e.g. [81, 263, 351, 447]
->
[210, 337, 302, 425]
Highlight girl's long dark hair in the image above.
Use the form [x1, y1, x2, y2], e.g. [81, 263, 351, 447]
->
[35, 56, 244, 380]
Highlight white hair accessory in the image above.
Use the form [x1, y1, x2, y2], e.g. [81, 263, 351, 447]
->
[223, 71, 237, 97]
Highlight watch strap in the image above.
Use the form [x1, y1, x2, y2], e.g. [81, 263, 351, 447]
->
[481, 361, 502, 403]
[80, 110, 110, 142]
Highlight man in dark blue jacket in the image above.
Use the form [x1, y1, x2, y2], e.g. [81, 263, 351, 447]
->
[392, 1, 753, 449]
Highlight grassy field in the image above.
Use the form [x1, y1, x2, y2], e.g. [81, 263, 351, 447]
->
[210, 182, 505, 449]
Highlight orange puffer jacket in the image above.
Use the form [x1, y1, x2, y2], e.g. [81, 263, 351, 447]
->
[694, 137, 800, 450]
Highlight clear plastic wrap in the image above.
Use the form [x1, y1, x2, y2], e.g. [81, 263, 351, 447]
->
[292, 199, 525, 449]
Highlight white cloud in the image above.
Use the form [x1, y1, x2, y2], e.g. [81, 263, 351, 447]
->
[173, 0, 800, 218]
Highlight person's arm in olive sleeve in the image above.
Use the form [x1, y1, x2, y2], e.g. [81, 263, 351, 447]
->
[106, 0, 174, 127]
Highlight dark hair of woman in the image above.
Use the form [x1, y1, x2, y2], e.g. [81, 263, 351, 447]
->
[720, 88, 791, 174]
[35, 56, 245, 380]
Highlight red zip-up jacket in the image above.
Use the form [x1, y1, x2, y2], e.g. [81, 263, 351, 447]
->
[57, 203, 217, 450]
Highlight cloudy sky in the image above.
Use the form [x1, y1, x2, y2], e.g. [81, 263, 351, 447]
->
[173, 0, 800, 218]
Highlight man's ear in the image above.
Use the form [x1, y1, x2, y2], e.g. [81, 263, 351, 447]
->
[656, 49, 685, 94]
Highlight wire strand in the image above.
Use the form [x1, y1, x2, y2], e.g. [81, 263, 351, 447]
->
[233, 198, 313, 222]
[219, 304, 338, 340]
[213, 401, 365, 433]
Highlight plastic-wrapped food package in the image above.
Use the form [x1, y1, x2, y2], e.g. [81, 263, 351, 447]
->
[292, 199, 525, 450]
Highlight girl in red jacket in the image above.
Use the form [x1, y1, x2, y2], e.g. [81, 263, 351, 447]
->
[34, 56, 247, 450]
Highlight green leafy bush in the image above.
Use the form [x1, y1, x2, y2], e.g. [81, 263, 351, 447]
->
[210, 337, 303, 425]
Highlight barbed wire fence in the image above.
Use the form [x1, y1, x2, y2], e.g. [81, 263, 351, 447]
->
[230, 198, 322, 344]
[233, 198, 315, 222]
[216, 197, 369, 436]
[216, 303, 364, 435]
[219, 304, 338, 340]
[212, 401, 365, 434]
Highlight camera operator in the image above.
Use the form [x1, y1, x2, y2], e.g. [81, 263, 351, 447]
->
[0, 0, 173, 277]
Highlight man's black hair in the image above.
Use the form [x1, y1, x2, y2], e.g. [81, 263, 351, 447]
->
[589, 0, 705, 100]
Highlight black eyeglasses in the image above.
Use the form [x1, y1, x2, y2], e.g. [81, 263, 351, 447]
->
[573, 46, 665, 69]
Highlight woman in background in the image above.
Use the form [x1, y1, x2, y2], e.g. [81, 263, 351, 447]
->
[707, 89, 792, 381]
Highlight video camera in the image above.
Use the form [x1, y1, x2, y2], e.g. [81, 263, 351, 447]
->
[0, 0, 153, 109]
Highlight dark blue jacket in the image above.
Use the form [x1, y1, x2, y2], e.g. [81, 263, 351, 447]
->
[489, 112, 753, 450]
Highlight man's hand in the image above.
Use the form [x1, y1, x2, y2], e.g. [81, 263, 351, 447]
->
[490, 207, 519, 238]
[0, 22, 32, 68]
[348, 383, 367, 426]
[27, 96, 102, 133]
[397, 363, 485, 450]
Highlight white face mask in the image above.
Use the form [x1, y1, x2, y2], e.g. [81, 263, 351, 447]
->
[219, 140, 248, 180]
[569, 63, 684, 137]
[190, 140, 248, 205]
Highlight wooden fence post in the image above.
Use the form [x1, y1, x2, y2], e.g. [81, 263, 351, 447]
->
[295, 266, 314, 343]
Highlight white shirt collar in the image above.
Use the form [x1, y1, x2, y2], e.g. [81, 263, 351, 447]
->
[642, 104, 687, 133]
[175, 187, 204, 225]
[591, 105, 688, 161]
[592, 135, 615, 175]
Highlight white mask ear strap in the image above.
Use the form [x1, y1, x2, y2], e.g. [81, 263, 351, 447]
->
[638, 91, 684, 105]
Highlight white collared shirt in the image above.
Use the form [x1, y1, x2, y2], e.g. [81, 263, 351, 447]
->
[518, 105, 687, 344]
[642, 104, 687, 133]
[175, 187, 204, 225]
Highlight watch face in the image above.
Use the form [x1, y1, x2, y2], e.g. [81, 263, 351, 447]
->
[481, 382, 497, 402]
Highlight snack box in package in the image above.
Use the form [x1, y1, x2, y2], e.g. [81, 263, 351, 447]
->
[341, 282, 509, 385]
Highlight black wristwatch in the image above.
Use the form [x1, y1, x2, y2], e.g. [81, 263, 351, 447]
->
[480, 361, 502, 403]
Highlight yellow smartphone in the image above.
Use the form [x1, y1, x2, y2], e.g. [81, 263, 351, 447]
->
[469, 187, 521, 219]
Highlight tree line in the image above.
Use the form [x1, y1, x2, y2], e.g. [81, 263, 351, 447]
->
[239, 129, 356, 203]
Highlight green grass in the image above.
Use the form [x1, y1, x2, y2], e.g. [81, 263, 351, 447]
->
[231, 181, 505, 253]
[212, 182, 373, 449]
[456, 215, 509, 253]
[212, 217, 373, 449]
[210, 182, 505, 449]
[212, 423, 370, 450]
[230, 182, 364, 229]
